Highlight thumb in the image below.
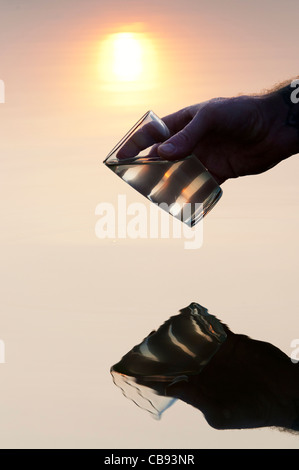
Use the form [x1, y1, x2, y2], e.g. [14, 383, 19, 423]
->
[158, 108, 212, 161]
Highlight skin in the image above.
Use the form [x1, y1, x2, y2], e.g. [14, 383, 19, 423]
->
[157, 80, 299, 185]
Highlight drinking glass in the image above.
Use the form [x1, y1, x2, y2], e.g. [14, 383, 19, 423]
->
[103, 111, 222, 226]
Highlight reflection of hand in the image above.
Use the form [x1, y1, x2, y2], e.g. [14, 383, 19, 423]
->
[164, 326, 299, 431]
[158, 87, 299, 184]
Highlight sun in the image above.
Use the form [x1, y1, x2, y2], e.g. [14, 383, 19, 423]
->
[99, 30, 157, 91]
[112, 33, 143, 82]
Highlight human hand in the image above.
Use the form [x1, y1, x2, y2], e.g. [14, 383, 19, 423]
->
[158, 92, 299, 184]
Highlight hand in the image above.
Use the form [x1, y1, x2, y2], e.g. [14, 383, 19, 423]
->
[158, 93, 299, 184]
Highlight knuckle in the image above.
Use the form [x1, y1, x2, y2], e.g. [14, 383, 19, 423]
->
[197, 102, 216, 121]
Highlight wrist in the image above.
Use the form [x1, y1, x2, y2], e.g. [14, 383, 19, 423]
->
[262, 85, 299, 160]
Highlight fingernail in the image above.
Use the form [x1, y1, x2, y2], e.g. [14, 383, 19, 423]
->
[160, 143, 175, 155]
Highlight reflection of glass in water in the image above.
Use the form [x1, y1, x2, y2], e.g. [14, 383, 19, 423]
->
[106, 155, 222, 226]
[111, 372, 177, 420]
[111, 302, 227, 419]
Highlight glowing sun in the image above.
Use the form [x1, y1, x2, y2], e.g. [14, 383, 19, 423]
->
[99, 30, 157, 91]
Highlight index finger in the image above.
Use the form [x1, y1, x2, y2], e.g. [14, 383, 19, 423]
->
[116, 119, 170, 160]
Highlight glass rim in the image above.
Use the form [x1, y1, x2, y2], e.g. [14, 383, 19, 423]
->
[103, 110, 157, 164]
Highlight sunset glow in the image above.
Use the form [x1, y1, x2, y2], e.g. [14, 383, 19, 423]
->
[99, 30, 157, 92]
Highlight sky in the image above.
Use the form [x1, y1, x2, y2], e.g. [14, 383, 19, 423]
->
[0, 0, 299, 449]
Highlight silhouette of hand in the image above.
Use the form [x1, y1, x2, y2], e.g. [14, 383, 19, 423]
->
[165, 326, 299, 430]
[158, 94, 298, 184]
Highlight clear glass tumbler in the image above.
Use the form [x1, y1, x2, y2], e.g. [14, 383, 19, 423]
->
[103, 111, 222, 226]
